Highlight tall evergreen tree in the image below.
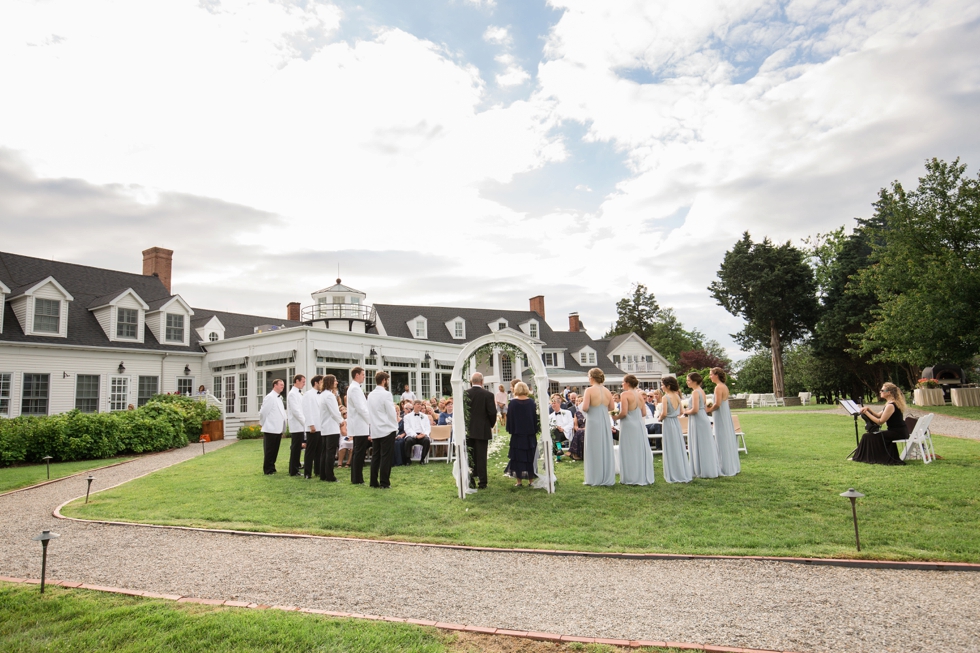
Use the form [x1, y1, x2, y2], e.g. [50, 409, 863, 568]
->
[709, 233, 820, 397]
[605, 283, 660, 341]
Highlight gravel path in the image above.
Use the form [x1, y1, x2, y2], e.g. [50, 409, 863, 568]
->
[2, 442, 979, 653]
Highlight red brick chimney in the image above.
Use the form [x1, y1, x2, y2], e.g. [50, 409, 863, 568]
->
[529, 295, 545, 320]
[142, 247, 173, 294]
[569, 312, 581, 332]
[287, 302, 301, 321]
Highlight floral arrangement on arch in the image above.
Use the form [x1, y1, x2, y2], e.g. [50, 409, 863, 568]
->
[916, 378, 939, 389]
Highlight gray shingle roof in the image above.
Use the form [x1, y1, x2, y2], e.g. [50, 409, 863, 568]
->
[0, 251, 296, 353]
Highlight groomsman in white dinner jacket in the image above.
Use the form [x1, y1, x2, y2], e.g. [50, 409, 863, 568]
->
[346, 367, 370, 484]
[259, 378, 287, 475]
[286, 375, 307, 476]
[302, 375, 324, 479]
[367, 371, 398, 489]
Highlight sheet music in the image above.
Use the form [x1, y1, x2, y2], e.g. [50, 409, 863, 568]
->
[839, 399, 862, 415]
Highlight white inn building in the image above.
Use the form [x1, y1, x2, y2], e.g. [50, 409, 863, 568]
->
[0, 248, 670, 436]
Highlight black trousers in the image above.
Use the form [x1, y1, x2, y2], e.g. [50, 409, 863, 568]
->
[289, 431, 305, 476]
[304, 431, 322, 478]
[262, 432, 282, 474]
[468, 437, 489, 488]
[370, 433, 396, 487]
[350, 435, 369, 484]
[403, 435, 430, 463]
[320, 433, 339, 481]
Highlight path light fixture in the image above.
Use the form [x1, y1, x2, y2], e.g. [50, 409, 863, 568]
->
[118, 362, 126, 374]
[840, 488, 865, 551]
[85, 475, 95, 504]
[42, 456, 53, 479]
[32, 530, 60, 593]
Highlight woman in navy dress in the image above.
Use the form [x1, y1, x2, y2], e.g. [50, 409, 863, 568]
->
[505, 381, 540, 487]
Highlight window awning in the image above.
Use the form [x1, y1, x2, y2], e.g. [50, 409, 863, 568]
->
[254, 350, 296, 363]
[383, 356, 419, 365]
[316, 349, 362, 361]
[208, 357, 246, 370]
[435, 359, 456, 368]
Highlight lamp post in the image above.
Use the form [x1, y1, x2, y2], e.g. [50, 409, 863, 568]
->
[840, 488, 865, 551]
[42, 456, 53, 479]
[32, 530, 60, 593]
[85, 475, 95, 504]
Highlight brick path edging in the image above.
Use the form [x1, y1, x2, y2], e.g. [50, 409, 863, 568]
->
[0, 577, 800, 653]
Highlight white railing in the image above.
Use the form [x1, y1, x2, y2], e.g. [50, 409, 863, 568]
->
[617, 361, 659, 373]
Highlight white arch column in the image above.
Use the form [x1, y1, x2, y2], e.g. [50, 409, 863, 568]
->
[450, 330, 554, 498]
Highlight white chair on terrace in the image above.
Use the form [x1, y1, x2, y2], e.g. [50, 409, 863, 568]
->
[897, 414, 936, 463]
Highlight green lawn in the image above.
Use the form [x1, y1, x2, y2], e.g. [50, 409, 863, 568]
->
[63, 413, 980, 562]
[733, 403, 838, 413]
[0, 457, 134, 494]
[0, 583, 669, 653]
[911, 404, 980, 421]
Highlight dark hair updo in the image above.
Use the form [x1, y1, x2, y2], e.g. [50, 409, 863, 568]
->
[710, 367, 727, 383]
[662, 376, 679, 392]
[687, 372, 703, 386]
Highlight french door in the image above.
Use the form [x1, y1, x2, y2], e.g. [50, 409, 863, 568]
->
[224, 375, 236, 415]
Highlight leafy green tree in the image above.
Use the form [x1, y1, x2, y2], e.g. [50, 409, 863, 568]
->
[731, 350, 773, 393]
[851, 158, 980, 376]
[709, 233, 820, 397]
[605, 283, 660, 341]
[645, 307, 701, 369]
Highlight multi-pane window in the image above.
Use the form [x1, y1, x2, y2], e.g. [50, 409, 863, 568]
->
[75, 375, 100, 413]
[116, 308, 138, 339]
[138, 376, 158, 407]
[209, 332, 218, 342]
[213, 375, 222, 399]
[410, 371, 417, 393]
[364, 370, 376, 393]
[239, 373, 248, 413]
[498, 322, 506, 330]
[256, 371, 264, 409]
[165, 314, 185, 342]
[0, 373, 11, 416]
[588, 352, 596, 365]
[543, 352, 558, 367]
[421, 372, 431, 399]
[529, 322, 538, 338]
[177, 377, 194, 395]
[22, 374, 49, 415]
[415, 319, 426, 338]
[110, 377, 129, 411]
[500, 355, 512, 383]
[33, 298, 60, 333]
[580, 352, 588, 364]
[454, 321, 464, 338]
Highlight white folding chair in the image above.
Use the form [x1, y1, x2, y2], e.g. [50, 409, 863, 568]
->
[679, 415, 690, 452]
[897, 413, 936, 463]
[747, 394, 761, 408]
[428, 425, 452, 463]
[761, 393, 778, 408]
[731, 414, 748, 454]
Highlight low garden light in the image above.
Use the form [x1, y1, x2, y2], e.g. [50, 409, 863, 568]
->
[201, 438, 206, 455]
[840, 488, 865, 551]
[42, 455, 53, 479]
[32, 530, 60, 593]
[85, 475, 95, 504]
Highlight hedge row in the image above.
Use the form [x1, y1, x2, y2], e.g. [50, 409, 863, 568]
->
[0, 395, 221, 466]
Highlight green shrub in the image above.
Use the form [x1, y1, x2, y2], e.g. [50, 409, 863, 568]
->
[237, 424, 263, 440]
[0, 397, 201, 466]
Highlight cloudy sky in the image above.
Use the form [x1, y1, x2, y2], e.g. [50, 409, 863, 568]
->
[2, 0, 979, 358]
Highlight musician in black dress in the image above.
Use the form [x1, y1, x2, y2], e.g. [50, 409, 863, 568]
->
[852, 382, 908, 465]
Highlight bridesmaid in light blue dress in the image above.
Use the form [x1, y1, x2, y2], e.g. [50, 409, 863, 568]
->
[582, 367, 616, 486]
[615, 374, 655, 485]
[684, 372, 720, 479]
[660, 376, 693, 483]
[706, 367, 741, 477]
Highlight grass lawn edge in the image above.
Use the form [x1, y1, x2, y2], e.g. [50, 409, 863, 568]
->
[0, 455, 147, 498]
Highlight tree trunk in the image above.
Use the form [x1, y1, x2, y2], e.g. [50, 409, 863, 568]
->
[769, 321, 785, 398]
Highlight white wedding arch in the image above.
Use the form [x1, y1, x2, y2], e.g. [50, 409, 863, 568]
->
[449, 329, 555, 498]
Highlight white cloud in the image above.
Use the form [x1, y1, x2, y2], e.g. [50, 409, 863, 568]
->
[483, 24, 510, 45]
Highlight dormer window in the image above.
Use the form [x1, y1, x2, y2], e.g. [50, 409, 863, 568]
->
[415, 319, 427, 338]
[454, 321, 464, 338]
[209, 332, 219, 342]
[166, 314, 185, 342]
[33, 298, 61, 333]
[117, 308, 139, 339]
[498, 322, 506, 330]
[529, 322, 538, 338]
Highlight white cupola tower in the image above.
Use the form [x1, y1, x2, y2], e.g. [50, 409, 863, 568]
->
[309, 279, 373, 332]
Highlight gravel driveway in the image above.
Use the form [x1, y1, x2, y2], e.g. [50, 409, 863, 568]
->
[2, 441, 978, 653]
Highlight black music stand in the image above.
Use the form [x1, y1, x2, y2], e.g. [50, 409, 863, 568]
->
[839, 399, 868, 458]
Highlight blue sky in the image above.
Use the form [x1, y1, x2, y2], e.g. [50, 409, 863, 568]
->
[1, 0, 979, 359]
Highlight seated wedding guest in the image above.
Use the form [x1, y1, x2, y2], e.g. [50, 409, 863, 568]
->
[569, 398, 586, 460]
[401, 384, 416, 403]
[437, 398, 448, 414]
[392, 412, 407, 466]
[643, 391, 663, 435]
[422, 403, 437, 424]
[402, 400, 432, 464]
[337, 404, 353, 468]
[853, 382, 908, 465]
[196, 384, 208, 397]
[548, 393, 573, 443]
[438, 399, 454, 425]
[566, 391, 578, 412]
[505, 381, 540, 487]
